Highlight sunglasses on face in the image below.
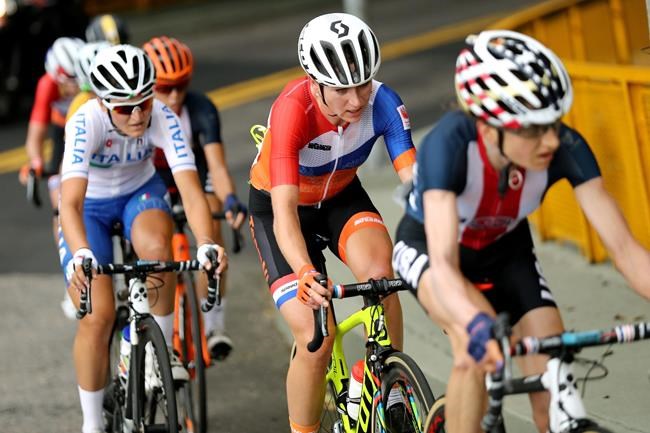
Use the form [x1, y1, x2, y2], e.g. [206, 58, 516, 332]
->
[510, 120, 562, 139]
[102, 96, 154, 116]
[154, 81, 189, 94]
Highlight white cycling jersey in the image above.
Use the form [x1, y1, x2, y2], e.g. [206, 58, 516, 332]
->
[61, 98, 196, 199]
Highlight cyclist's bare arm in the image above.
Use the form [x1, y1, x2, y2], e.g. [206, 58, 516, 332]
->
[575, 176, 650, 299]
[203, 142, 245, 229]
[60, 177, 92, 290]
[424, 189, 502, 369]
[397, 165, 413, 183]
[423, 189, 481, 330]
[271, 184, 329, 305]
[19, 122, 49, 184]
[173, 169, 227, 273]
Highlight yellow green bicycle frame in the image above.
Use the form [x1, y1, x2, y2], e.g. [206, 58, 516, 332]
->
[327, 302, 391, 433]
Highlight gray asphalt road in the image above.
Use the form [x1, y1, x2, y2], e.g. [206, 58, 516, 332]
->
[0, 1, 547, 432]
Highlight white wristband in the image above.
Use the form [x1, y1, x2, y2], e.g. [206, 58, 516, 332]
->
[65, 248, 98, 282]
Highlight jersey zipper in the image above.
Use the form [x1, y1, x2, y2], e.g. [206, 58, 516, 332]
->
[317, 125, 343, 208]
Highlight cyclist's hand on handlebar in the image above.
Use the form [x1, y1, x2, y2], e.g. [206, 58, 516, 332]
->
[297, 264, 332, 310]
[466, 312, 503, 372]
[18, 157, 43, 185]
[197, 243, 227, 275]
[224, 193, 247, 230]
[66, 248, 98, 293]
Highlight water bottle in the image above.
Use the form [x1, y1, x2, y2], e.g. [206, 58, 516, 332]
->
[118, 324, 131, 385]
[347, 359, 364, 421]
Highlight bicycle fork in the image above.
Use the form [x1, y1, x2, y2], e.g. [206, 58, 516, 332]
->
[542, 357, 588, 433]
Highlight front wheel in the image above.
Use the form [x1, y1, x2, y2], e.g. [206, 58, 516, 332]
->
[375, 352, 436, 433]
[423, 396, 446, 433]
[131, 316, 179, 433]
[177, 274, 208, 433]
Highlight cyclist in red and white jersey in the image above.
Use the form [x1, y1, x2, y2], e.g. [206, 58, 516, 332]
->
[249, 13, 415, 433]
[19, 36, 83, 231]
[59, 44, 227, 433]
[143, 35, 247, 360]
[392, 31, 650, 433]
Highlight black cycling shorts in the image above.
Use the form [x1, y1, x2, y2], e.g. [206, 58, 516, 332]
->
[249, 177, 387, 309]
[393, 214, 557, 325]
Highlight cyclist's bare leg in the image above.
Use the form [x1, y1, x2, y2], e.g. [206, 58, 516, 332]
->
[281, 298, 335, 427]
[344, 226, 403, 350]
[416, 268, 495, 433]
[130, 209, 175, 316]
[69, 274, 116, 390]
[512, 306, 564, 433]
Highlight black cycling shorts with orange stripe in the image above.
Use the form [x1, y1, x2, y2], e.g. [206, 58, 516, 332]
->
[248, 176, 388, 309]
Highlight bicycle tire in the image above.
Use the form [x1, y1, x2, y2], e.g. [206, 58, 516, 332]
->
[376, 352, 436, 433]
[104, 323, 127, 433]
[131, 315, 179, 433]
[572, 422, 614, 433]
[178, 273, 208, 433]
[423, 395, 446, 433]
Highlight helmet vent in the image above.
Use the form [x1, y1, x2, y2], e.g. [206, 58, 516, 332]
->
[322, 42, 348, 86]
[310, 47, 330, 79]
[341, 40, 360, 83]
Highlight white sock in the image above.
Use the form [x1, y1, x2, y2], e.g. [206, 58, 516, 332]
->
[78, 386, 104, 433]
[202, 297, 226, 334]
[153, 313, 174, 346]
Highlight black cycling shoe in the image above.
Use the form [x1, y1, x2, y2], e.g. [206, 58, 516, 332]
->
[207, 331, 233, 361]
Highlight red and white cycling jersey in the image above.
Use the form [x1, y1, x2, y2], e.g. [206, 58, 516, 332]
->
[250, 77, 416, 205]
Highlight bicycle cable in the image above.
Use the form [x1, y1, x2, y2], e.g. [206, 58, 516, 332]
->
[575, 343, 613, 398]
[146, 274, 165, 309]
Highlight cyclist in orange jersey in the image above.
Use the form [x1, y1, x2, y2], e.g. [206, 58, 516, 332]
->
[248, 13, 416, 433]
[144, 36, 247, 360]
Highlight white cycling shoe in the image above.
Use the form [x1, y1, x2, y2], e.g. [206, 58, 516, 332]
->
[61, 291, 77, 320]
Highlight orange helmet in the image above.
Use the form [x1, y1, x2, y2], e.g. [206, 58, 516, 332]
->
[143, 36, 193, 85]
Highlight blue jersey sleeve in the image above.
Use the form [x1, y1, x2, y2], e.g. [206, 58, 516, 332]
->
[417, 111, 474, 194]
[548, 125, 601, 188]
[372, 84, 415, 163]
[185, 91, 223, 147]
[406, 111, 474, 222]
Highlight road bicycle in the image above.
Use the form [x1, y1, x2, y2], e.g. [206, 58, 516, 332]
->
[304, 235, 436, 433]
[170, 204, 241, 433]
[79, 257, 218, 433]
[424, 312, 650, 433]
[479, 313, 650, 433]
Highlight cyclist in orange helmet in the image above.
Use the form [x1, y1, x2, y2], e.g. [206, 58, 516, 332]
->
[143, 36, 246, 360]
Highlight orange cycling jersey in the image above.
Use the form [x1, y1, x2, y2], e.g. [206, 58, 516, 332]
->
[250, 77, 416, 205]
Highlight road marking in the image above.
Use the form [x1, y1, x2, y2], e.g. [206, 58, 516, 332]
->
[0, 12, 502, 174]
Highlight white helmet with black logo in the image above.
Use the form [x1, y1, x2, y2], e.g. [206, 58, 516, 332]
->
[455, 30, 572, 128]
[298, 13, 381, 88]
[89, 44, 155, 100]
[45, 37, 84, 82]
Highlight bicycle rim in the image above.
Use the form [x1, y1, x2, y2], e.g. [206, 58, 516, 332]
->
[319, 379, 345, 433]
[132, 316, 179, 433]
[375, 352, 436, 433]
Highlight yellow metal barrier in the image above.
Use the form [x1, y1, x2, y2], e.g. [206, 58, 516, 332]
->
[491, 0, 650, 262]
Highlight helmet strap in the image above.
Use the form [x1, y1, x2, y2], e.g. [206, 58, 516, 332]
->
[498, 163, 512, 197]
[497, 128, 506, 158]
[319, 84, 329, 107]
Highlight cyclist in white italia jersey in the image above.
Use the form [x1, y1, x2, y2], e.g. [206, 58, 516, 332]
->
[58, 44, 227, 433]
